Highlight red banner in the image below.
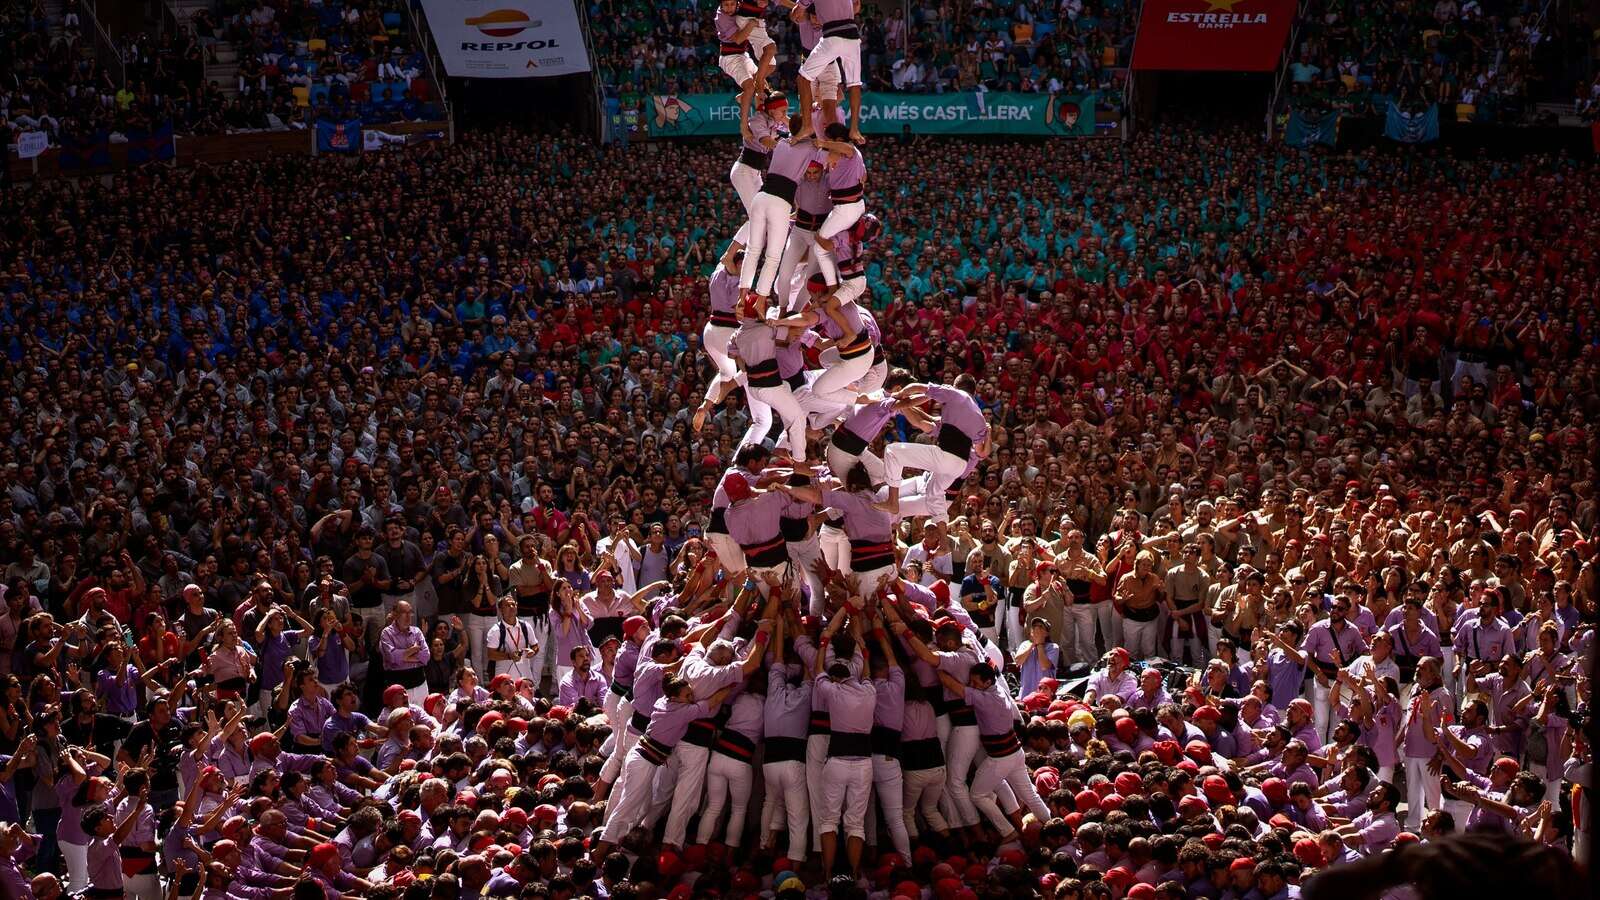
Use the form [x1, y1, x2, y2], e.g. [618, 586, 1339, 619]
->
[1131, 0, 1297, 72]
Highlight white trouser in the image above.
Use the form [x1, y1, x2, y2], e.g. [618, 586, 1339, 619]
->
[741, 193, 794, 296]
[602, 690, 631, 756]
[62, 841, 89, 894]
[705, 531, 747, 573]
[775, 226, 819, 310]
[819, 525, 850, 590]
[806, 732, 829, 850]
[699, 752, 756, 845]
[801, 342, 874, 410]
[762, 759, 810, 862]
[813, 201, 866, 284]
[719, 51, 758, 88]
[736, 15, 774, 58]
[819, 756, 873, 839]
[871, 754, 911, 857]
[731, 160, 763, 216]
[744, 382, 807, 460]
[642, 747, 682, 829]
[355, 605, 387, 656]
[1377, 764, 1396, 785]
[601, 722, 641, 785]
[1403, 755, 1440, 829]
[1312, 679, 1334, 744]
[703, 322, 740, 400]
[799, 34, 862, 88]
[971, 749, 1049, 835]
[601, 751, 664, 841]
[826, 444, 885, 487]
[789, 536, 823, 615]
[403, 680, 428, 707]
[857, 358, 888, 396]
[125, 872, 162, 900]
[663, 740, 712, 847]
[1123, 616, 1160, 659]
[852, 564, 897, 604]
[885, 443, 966, 522]
[1170, 613, 1206, 667]
[903, 765, 948, 837]
[940, 720, 981, 828]
[1067, 603, 1100, 666]
[466, 612, 495, 677]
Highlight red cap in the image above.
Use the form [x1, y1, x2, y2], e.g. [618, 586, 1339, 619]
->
[248, 733, 276, 755]
[502, 808, 529, 828]
[547, 705, 571, 721]
[1200, 833, 1225, 850]
[1114, 772, 1143, 796]
[1099, 793, 1125, 812]
[1104, 866, 1134, 887]
[722, 472, 754, 503]
[477, 711, 505, 733]
[506, 717, 529, 734]
[930, 581, 951, 604]
[1193, 705, 1221, 723]
[384, 684, 407, 704]
[1035, 770, 1060, 793]
[1178, 796, 1209, 816]
[489, 674, 513, 691]
[1202, 775, 1231, 804]
[1074, 790, 1100, 813]
[623, 615, 650, 639]
[1230, 857, 1257, 873]
[1153, 740, 1181, 765]
[1128, 885, 1157, 900]
[1293, 838, 1325, 867]
[1184, 739, 1213, 762]
[658, 849, 684, 881]
[309, 843, 340, 869]
[1394, 831, 1420, 845]
[1115, 717, 1138, 742]
[1261, 777, 1289, 804]
[1492, 757, 1520, 775]
[1269, 813, 1295, 830]
[681, 844, 708, 870]
[534, 804, 560, 822]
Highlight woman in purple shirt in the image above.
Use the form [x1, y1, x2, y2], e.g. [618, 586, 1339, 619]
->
[254, 606, 311, 721]
[93, 644, 144, 718]
[550, 581, 594, 688]
[307, 608, 354, 695]
[283, 666, 336, 752]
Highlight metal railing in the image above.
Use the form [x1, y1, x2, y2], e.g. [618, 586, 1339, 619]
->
[402, 0, 455, 142]
[575, 0, 605, 142]
[77, 0, 127, 86]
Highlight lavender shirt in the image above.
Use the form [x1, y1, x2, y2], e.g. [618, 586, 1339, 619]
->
[380, 624, 430, 671]
[924, 383, 988, 445]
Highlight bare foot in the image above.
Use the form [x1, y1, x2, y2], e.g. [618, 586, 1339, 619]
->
[849, 128, 866, 145]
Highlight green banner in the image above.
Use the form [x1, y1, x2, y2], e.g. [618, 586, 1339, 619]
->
[648, 91, 1097, 137]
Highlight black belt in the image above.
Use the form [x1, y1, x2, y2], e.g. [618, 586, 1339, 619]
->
[829, 730, 871, 758]
[736, 0, 764, 15]
[839, 332, 872, 359]
[764, 735, 807, 763]
[761, 173, 798, 204]
[709, 507, 728, 534]
[684, 717, 719, 748]
[738, 147, 770, 170]
[721, 41, 752, 55]
[829, 185, 863, 203]
[515, 592, 549, 617]
[832, 427, 869, 455]
[630, 710, 651, 733]
[945, 703, 977, 728]
[709, 310, 738, 328]
[850, 538, 896, 571]
[808, 712, 831, 737]
[936, 423, 974, 459]
[981, 730, 1022, 758]
[742, 535, 788, 568]
[391, 666, 427, 689]
[871, 725, 902, 758]
[637, 735, 673, 766]
[87, 890, 126, 899]
[714, 729, 757, 762]
[795, 209, 827, 230]
[748, 359, 782, 388]
[781, 515, 811, 542]
[610, 682, 633, 699]
[840, 260, 866, 279]
[821, 18, 860, 39]
[785, 371, 805, 391]
[944, 476, 966, 501]
[900, 736, 944, 771]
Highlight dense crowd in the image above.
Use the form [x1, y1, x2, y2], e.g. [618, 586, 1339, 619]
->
[0, 111, 1592, 898]
[0, 0, 435, 149]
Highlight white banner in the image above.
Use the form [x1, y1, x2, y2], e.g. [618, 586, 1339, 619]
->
[420, 0, 590, 78]
[16, 131, 49, 159]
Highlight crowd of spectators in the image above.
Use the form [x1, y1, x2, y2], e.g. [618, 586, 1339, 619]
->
[593, 0, 1134, 121]
[2, 0, 437, 151]
[1282, 0, 1597, 124]
[0, 117, 1595, 899]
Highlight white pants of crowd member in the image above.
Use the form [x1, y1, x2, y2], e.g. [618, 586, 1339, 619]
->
[741, 193, 795, 297]
[971, 749, 1049, 836]
[903, 765, 948, 838]
[870, 753, 911, 857]
[826, 445, 885, 489]
[806, 732, 829, 850]
[1122, 617, 1160, 659]
[125, 871, 161, 900]
[466, 612, 496, 677]
[937, 716, 981, 827]
[355, 605, 387, 657]
[1404, 755, 1441, 829]
[703, 322, 740, 400]
[744, 382, 807, 460]
[799, 34, 861, 90]
[1312, 679, 1335, 744]
[699, 752, 755, 845]
[885, 443, 966, 523]
[762, 759, 810, 862]
[601, 750, 666, 841]
[775, 227, 819, 311]
[62, 841, 88, 893]
[1377, 764, 1396, 785]
[818, 756, 873, 839]
[663, 741, 713, 847]
[1066, 602, 1106, 665]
